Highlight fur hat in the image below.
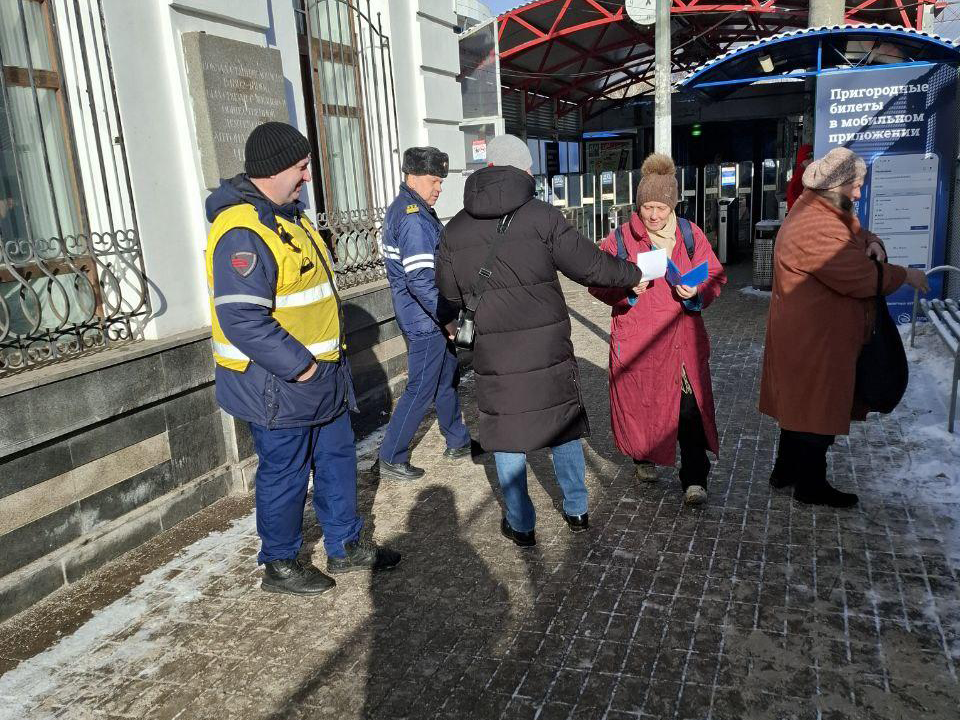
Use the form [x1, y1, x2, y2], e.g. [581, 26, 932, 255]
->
[802, 147, 867, 190]
[636, 153, 678, 209]
[402, 146, 449, 178]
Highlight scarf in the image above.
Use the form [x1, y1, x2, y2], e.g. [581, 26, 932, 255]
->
[645, 211, 677, 256]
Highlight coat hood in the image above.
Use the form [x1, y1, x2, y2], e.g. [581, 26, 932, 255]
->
[205, 174, 302, 231]
[463, 165, 535, 219]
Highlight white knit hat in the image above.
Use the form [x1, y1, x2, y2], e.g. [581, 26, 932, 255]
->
[802, 147, 867, 190]
[486, 134, 533, 172]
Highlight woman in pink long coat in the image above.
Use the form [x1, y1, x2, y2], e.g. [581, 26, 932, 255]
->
[590, 154, 727, 505]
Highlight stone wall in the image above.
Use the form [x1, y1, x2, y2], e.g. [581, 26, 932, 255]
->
[0, 281, 405, 622]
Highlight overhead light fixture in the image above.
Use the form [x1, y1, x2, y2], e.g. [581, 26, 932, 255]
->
[758, 53, 774, 73]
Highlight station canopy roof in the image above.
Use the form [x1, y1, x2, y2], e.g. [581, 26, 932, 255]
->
[495, 0, 945, 119]
[678, 24, 960, 98]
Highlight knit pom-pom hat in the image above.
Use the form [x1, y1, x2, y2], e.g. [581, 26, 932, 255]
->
[637, 153, 678, 208]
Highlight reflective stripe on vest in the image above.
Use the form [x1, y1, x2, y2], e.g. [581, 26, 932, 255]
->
[205, 204, 342, 372]
[273, 282, 334, 308]
[212, 337, 340, 362]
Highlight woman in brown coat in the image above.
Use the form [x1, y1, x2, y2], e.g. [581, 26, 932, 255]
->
[759, 147, 929, 507]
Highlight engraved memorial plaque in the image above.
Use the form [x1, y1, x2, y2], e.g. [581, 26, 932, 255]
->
[182, 33, 290, 188]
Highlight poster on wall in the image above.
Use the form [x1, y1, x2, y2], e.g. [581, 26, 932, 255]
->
[814, 63, 957, 323]
[585, 140, 634, 174]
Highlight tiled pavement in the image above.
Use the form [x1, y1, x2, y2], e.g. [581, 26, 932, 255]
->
[1, 264, 959, 720]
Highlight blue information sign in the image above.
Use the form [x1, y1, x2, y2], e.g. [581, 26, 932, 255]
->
[814, 64, 957, 322]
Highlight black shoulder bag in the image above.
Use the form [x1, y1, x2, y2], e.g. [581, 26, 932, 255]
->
[854, 260, 908, 414]
[453, 209, 518, 349]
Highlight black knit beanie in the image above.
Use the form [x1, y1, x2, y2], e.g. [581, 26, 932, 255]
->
[244, 122, 311, 178]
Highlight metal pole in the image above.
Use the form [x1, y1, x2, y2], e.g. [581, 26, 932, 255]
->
[808, 0, 845, 27]
[654, 0, 671, 155]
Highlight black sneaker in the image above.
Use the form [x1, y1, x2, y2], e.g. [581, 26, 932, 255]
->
[327, 540, 401, 574]
[563, 512, 589, 533]
[794, 481, 859, 508]
[500, 517, 536, 547]
[443, 438, 484, 460]
[379, 459, 425, 481]
[261, 559, 336, 596]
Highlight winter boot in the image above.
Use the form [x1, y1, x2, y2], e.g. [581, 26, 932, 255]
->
[634, 459, 657, 482]
[794, 480, 858, 508]
[261, 559, 336, 596]
[327, 540, 401, 574]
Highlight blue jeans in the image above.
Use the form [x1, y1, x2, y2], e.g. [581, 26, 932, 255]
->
[380, 332, 470, 464]
[250, 410, 363, 562]
[493, 439, 588, 533]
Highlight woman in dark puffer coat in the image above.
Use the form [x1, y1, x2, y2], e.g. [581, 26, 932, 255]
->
[436, 134, 643, 546]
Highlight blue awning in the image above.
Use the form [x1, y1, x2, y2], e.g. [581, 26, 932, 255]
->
[677, 25, 960, 99]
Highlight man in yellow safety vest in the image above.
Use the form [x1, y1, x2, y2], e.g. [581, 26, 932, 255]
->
[205, 122, 399, 595]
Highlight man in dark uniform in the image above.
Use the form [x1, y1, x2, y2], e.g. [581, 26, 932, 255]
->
[205, 122, 400, 595]
[378, 147, 473, 481]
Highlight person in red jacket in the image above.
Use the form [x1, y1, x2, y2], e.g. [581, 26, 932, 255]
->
[590, 154, 727, 506]
[786, 144, 813, 212]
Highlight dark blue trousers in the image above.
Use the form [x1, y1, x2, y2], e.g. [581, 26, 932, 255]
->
[379, 332, 470, 464]
[250, 410, 363, 562]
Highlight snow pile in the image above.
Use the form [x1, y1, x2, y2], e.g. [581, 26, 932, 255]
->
[884, 325, 960, 528]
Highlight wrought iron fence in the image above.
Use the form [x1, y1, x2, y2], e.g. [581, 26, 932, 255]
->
[0, 0, 147, 376]
[0, 229, 147, 372]
[321, 206, 387, 289]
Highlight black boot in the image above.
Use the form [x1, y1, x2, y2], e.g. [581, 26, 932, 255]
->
[443, 439, 484, 460]
[327, 539, 401, 574]
[769, 456, 795, 488]
[794, 480, 859, 508]
[379, 459, 425, 481]
[770, 431, 797, 488]
[500, 517, 536, 547]
[563, 512, 589, 533]
[261, 559, 336, 596]
[791, 432, 855, 507]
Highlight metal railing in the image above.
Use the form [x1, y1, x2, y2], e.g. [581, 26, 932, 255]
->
[0, 229, 147, 373]
[0, 0, 147, 376]
[321, 207, 387, 288]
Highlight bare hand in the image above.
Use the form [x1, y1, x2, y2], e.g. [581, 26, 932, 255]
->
[632, 281, 649, 295]
[444, 320, 458, 340]
[866, 241, 887, 262]
[905, 268, 929, 293]
[675, 284, 698, 300]
[296, 362, 318, 382]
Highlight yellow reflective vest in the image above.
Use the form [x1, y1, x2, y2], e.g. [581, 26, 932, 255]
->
[205, 204, 342, 371]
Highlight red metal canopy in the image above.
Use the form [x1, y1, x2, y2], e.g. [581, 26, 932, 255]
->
[496, 0, 943, 119]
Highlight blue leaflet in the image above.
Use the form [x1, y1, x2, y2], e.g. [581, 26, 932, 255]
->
[665, 258, 708, 287]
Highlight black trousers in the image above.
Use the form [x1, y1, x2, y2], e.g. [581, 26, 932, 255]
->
[774, 429, 835, 487]
[677, 389, 711, 489]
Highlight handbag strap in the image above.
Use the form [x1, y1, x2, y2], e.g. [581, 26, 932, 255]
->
[464, 208, 519, 313]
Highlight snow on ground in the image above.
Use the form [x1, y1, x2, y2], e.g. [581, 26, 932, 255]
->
[0, 513, 259, 720]
[0, 420, 393, 720]
[890, 324, 960, 509]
